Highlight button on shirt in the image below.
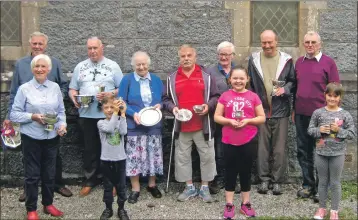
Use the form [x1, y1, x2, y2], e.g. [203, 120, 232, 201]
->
[134, 72, 152, 107]
[10, 78, 66, 140]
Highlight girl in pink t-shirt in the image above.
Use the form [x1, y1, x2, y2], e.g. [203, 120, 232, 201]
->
[214, 65, 265, 219]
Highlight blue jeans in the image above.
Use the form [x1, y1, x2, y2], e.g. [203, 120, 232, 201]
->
[295, 114, 317, 193]
[22, 134, 59, 212]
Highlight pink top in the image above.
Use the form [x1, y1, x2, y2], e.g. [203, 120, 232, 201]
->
[218, 89, 262, 146]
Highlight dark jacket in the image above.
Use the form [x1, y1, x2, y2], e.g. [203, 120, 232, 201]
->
[206, 64, 231, 95]
[162, 66, 220, 140]
[248, 51, 296, 118]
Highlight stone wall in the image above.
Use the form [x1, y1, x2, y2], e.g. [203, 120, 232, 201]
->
[1, 0, 357, 185]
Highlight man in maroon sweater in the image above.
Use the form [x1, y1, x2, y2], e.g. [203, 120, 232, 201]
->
[293, 31, 340, 201]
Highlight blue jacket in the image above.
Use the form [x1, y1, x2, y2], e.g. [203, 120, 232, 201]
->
[118, 72, 164, 136]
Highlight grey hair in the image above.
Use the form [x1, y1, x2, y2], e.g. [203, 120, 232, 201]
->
[87, 36, 103, 46]
[131, 51, 151, 68]
[178, 44, 196, 56]
[304, 31, 321, 43]
[29, 32, 48, 44]
[30, 54, 52, 71]
[217, 41, 235, 54]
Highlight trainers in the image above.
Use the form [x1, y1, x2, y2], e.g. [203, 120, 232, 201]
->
[257, 181, 269, 194]
[177, 185, 197, 201]
[223, 203, 235, 219]
[311, 192, 319, 203]
[272, 183, 282, 195]
[118, 209, 130, 220]
[198, 186, 213, 203]
[240, 202, 256, 217]
[330, 210, 339, 220]
[314, 208, 327, 220]
[100, 208, 113, 220]
[297, 188, 311, 199]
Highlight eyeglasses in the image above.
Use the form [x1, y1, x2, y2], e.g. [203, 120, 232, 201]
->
[304, 41, 318, 45]
[218, 53, 234, 57]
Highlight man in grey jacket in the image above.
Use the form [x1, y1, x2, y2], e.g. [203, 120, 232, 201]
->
[248, 30, 296, 195]
[163, 44, 219, 203]
[205, 41, 235, 194]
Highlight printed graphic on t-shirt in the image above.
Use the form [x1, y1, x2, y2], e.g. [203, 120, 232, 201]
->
[225, 96, 253, 119]
[316, 117, 344, 147]
[106, 129, 120, 146]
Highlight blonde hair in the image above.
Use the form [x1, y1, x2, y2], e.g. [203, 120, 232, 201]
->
[30, 54, 52, 71]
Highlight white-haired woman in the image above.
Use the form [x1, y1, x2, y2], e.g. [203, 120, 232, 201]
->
[206, 41, 236, 194]
[10, 54, 67, 219]
[118, 51, 164, 204]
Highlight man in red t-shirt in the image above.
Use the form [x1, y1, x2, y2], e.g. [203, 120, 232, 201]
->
[163, 44, 219, 203]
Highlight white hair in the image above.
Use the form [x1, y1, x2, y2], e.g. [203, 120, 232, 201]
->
[304, 31, 321, 43]
[29, 32, 48, 44]
[87, 36, 103, 46]
[217, 41, 235, 54]
[30, 54, 52, 71]
[178, 44, 197, 56]
[131, 51, 151, 68]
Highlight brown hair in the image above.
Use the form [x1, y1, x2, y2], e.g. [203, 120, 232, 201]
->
[228, 65, 250, 89]
[101, 96, 115, 105]
[325, 82, 344, 97]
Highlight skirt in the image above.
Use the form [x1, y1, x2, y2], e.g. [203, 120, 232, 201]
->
[126, 134, 163, 177]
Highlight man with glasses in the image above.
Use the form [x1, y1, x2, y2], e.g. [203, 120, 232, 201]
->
[69, 37, 123, 196]
[3, 31, 72, 201]
[206, 41, 235, 194]
[248, 30, 296, 196]
[293, 31, 340, 202]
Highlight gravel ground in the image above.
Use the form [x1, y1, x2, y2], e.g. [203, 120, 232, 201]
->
[1, 183, 357, 219]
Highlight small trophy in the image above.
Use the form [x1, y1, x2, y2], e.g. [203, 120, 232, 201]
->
[44, 111, 58, 131]
[97, 84, 106, 109]
[117, 96, 124, 110]
[234, 110, 243, 120]
[271, 79, 285, 96]
[193, 105, 204, 113]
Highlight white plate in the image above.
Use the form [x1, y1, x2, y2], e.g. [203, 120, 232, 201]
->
[138, 107, 162, 126]
[175, 109, 193, 122]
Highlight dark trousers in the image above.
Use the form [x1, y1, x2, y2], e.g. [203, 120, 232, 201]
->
[295, 114, 317, 192]
[257, 117, 289, 183]
[213, 124, 225, 183]
[101, 160, 127, 207]
[224, 139, 257, 192]
[21, 134, 59, 212]
[78, 118, 102, 187]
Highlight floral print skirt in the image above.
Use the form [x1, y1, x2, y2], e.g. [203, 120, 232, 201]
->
[125, 135, 163, 177]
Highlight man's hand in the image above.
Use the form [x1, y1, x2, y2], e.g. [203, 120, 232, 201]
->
[197, 104, 209, 116]
[31, 114, 45, 125]
[172, 107, 179, 115]
[2, 120, 12, 128]
[57, 125, 67, 136]
[96, 92, 106, 102]
[133, 113, 141, 125]
[274, 87, 285, 96]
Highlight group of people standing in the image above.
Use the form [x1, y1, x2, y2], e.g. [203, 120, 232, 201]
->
[3, 29, 355, 220]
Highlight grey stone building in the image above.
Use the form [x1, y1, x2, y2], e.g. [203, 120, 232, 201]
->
[1, 0, 357, 184]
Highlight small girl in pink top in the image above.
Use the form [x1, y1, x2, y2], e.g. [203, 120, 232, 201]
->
[214, 65, 265, 219]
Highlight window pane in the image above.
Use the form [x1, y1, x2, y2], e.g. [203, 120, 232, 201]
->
[1, 1, 21, 46]
[251, 1, 298, 47]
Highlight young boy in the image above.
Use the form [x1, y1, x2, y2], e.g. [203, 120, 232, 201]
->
[97, 96, 129, 220]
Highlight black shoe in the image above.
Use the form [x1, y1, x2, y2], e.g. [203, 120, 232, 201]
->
[100, 208, 113, 220]
[257, 182, 269, 194]
[311, 192, 319, 203]
[127, 191, 140, 204]
[118, 209, 130, 220]
[297, 188, 312, 199]
[209, 181, 220, 194]
[147, 186, 162, 198]
[18, 191, 26, 202]
[272, 183, 282, 195]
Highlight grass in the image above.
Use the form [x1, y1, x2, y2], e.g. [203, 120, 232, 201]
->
[341, 181, 357, 201]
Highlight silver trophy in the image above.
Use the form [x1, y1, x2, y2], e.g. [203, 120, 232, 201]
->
[44, 111, 58, 131]
[271, 79, 285, 96]
[234, 110, 243, 120]
[97, 85, 106, 109]
[193, 105, 204, 113]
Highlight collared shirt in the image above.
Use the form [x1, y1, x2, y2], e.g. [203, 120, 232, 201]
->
[302, 51, 323, 62]
[218, 63, 235, 78]
[69, 57, 123, 118]
[10, 78, 66, 140]
[8, 55, 68, 117]
[134, 72, 152, 107]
